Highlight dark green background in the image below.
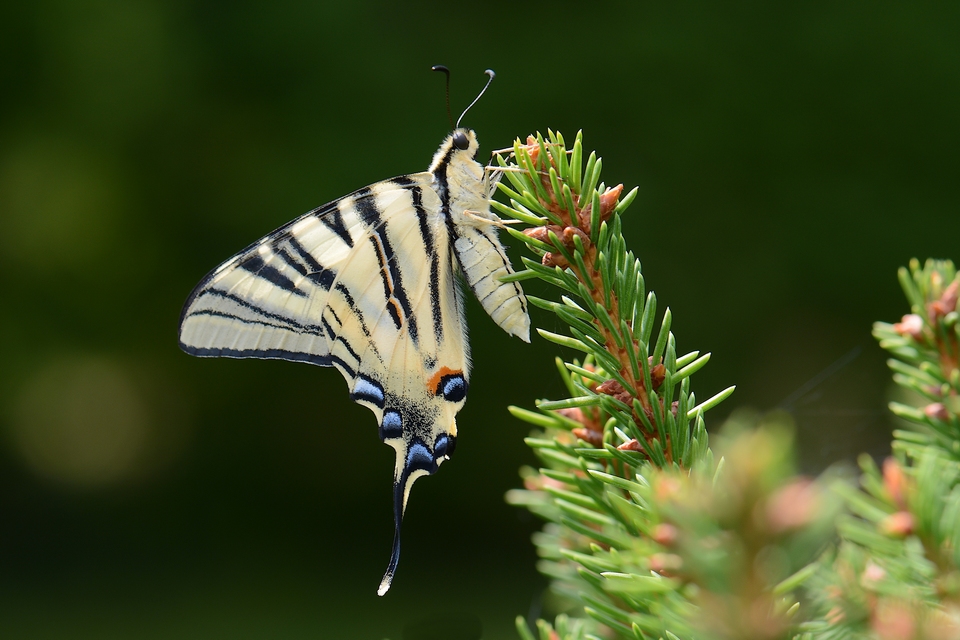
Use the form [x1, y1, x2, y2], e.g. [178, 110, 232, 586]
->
[2, 2, 958, 638]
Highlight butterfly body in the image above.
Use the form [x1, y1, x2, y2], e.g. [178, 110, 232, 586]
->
[178, 129, 529, 595]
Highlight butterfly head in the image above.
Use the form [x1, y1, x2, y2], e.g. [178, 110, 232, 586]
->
[431, 128, 480, 168]
[451, 128, 475, 154]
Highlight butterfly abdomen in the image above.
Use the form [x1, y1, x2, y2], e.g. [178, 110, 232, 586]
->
[452, 227, 530, 342]
[428, 129, 531, 343]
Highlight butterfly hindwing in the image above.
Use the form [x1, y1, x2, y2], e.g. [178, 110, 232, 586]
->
[179, 129, 529, 595]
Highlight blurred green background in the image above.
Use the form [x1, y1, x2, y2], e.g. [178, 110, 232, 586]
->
[1, 1, 958, 638]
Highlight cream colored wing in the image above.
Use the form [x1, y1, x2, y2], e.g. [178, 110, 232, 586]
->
[180, 127, 531, 596]
[179, 174, 470, 595]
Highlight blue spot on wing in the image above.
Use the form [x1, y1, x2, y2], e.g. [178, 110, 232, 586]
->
[405, 442, 433, 472]
[434, 435, 449, 459]
[351, 376, 385, 408]
[380, 410, 403, 440]
[439, 374, 467, 403]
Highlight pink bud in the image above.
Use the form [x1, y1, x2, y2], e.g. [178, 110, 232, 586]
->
[597, 379, 634, 404]
[862, 562, 887, 586]
[655, 476, 682, 501]
[872, 599, 916, 640]
[929, 280, 959, 320]
[650, 364, 666, 390]
[766, 479, 820, 533]
[648, 552, 683, 576]
[541, 252, 569, 269]
[892, 314, 924, 340]
[651, 523, 678, 546]
[882, 458, 909, 509]
[880, 511, 914, 537]
[576, 184, 623, 229]
[572, 427, 603, 447]
[556, 407, 586, 424]
[925, 403, 950, 422]
[561, 226, 590, 251]
[523, 225, 562, 244]
[522, 136, 540, 166]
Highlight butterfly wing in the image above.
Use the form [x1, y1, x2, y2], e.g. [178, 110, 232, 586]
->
[179, 174, 470, 594]
[179, 187, 369, 373]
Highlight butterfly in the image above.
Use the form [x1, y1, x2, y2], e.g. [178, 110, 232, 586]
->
[177, 69, 530, 595]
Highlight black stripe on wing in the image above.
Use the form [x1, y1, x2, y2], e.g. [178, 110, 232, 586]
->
[180, 178, 428, 366]
[392, 176, 441, 341]
[286, 236, 324, 273]
[404, 180, 443, 343]
[354, 187, 420, 346]
[180, 182, 378, 327]
[187, 289, 326, 334]
[185, 310, 325, 338]
[320, 208, 354, 248]
[239, 253, 309, 298]
[184, 345, 356, 378]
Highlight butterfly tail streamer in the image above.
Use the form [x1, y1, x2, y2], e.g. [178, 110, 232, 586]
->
[379, 429, 443, 595]
[378, 473, 408, 596]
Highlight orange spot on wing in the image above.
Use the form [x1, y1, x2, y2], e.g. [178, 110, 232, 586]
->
[388, 298, 403, 323]
[427, 366, 463, 395]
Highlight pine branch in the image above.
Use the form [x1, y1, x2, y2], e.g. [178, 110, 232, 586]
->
[497, 132, 837, 640]
[494, 132, 960, 639]
[801, 259, 960, 639]
[873, 259, 960, 458]
[494, 131, 731, 469]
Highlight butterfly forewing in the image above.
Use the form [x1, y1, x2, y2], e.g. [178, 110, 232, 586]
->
[179, 129, 528, 595]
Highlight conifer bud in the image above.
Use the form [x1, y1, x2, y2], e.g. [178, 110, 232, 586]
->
[880, 511, 914, 537]
[766, 478, 820, 533]
[648, 552, 683, 576]
[651, 523, 678, 547]
[572, 427, 603, 447]
[929, 280, 959, 319]
[883, 458, 909, 510]
[925, 402, 950, 422]
[892, 314, 924, 340]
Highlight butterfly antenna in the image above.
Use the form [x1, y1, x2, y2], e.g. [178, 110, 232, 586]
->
[456, 69, 495, 129]
[431, 65, 455, 131]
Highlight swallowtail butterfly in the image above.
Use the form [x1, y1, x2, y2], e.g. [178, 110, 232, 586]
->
[178, 69, 530, 594]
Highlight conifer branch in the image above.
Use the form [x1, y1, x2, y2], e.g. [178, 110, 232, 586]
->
[801, 259, 960, 639]
[496, 133, 809, 640]
[495, 132, 960, 640]
[494, 131, 730, 469]
[495, 131, 960, 640]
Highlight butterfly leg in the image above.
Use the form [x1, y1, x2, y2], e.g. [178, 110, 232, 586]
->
[463, 210, 523, 228]
[488, 146, 575, 158]
[484, 164, 551, 183]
